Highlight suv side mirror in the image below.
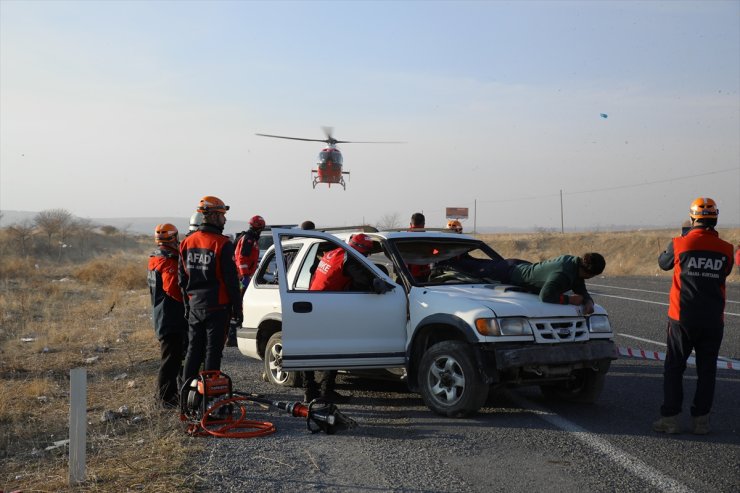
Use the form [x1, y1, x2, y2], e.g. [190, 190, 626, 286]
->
[372, 278, 395, 295]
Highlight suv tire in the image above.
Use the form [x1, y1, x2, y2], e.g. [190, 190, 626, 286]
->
[264, 332, 300, 387]
[418, 340, 488, 417]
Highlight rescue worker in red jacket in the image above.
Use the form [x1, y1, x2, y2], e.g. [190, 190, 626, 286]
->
[235, 215, 266, 293]
[304, 233, 375, 403]
[178, 196, 242, 382]
[653, 197, 734, 435]
[147, 223, 188, 407]
[226, 214, 266, 346]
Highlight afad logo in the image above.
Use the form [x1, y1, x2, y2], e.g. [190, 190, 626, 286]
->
[187, 251, 214, 268]
[686, 256, 725, 270]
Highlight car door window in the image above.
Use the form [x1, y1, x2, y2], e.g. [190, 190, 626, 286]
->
[294, 242, 320, 290]
[254, 247, 300, 286]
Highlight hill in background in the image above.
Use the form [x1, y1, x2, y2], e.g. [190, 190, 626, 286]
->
[3, 210, 737, 236]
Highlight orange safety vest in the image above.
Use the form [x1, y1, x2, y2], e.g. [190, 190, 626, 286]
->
[309, 248, 351, 291]
[667, 228, 733, 328]
[179, 228, 240, 309]
[235, 230, 260, 278]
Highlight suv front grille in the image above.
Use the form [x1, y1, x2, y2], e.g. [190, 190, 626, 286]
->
[532, 318, 588, 343]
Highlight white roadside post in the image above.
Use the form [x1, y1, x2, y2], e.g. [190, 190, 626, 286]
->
[69, 368, 87, 484]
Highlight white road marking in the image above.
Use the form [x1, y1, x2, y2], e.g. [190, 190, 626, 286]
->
[618, 333, 666, 346]
[591, 293, 740, 316]
[589, 282, 739, 305]
[617, 333, 736, 363]
[511, 394, 695, 493]
[592, 293, 668, 306]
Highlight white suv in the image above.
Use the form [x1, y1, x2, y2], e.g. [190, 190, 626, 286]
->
[237, 228, 616, 417]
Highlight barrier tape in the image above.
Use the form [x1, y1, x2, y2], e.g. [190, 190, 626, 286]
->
[618, 346, 740, 371]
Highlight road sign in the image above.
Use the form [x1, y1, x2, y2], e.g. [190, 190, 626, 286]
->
[445, 207, 468, 219]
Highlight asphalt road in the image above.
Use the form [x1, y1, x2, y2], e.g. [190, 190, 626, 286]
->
[192, 276, 740, 493]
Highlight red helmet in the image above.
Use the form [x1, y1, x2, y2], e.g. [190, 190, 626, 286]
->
[348, 233, 373, 255]
[154, 223, 178, 244]
[197, 196, 229, 214]
[249, 215, 266, 229]
[689, 197, 718, 219]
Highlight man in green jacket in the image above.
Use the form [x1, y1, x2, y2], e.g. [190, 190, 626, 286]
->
[508, 253, 605, 315]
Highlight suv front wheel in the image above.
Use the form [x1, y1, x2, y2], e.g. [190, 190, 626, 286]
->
[418, 340, 488, 417]
[264, 332, 300, 387]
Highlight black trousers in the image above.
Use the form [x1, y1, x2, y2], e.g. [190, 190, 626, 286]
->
[158, 331, 187, 404]
[303, 370, 337, 394]
[661, 319, 723, 417]
[183, 308, 229, 381]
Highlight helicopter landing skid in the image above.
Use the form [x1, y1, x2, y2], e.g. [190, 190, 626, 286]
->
[311, 173, 347, 190]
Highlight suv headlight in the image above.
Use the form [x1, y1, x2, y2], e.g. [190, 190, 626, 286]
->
[588, 315, 612, 333]
[475, 317, 533, 337]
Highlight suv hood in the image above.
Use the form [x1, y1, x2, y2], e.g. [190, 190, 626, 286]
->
[420, 284, 607, 318]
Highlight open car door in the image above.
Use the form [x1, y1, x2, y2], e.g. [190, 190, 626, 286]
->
[272, 228, 407, 371]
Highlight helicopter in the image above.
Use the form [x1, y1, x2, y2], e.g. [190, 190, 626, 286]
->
[256, 127, 402, 190]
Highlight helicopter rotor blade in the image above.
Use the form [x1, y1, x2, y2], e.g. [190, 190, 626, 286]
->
[255, 133, 329, 143]
[333, 140, 406, 144]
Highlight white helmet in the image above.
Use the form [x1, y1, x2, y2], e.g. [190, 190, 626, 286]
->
[189, 212, 204, 231]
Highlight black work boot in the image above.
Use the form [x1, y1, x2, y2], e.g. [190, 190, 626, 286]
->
[319, 371, 350, 404]
[226, 325, 237, 347]
[303, 371, 320, 402]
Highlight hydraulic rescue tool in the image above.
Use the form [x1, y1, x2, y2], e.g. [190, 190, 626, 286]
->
[180, 370, 357, 437]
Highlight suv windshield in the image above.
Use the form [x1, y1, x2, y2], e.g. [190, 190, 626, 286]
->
[391, 238, 505, 285]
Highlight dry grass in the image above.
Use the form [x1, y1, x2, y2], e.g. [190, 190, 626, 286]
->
[475, 227, 740, 279]
[0, 245, 199, 492]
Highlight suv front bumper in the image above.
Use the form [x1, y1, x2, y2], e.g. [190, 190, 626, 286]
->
[490, 340, 617, 371]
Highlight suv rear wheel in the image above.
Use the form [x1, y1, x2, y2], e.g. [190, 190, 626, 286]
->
[264, 332, 300, 387]
[418, 340, 488, 417]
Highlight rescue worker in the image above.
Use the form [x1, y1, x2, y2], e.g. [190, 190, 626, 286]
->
[178, 196, 242, 382]
[235, 215, 266, 293]
[410, 212, 425, 230]
[407, 212, 431, 282]
[446, 219, 463, 233]
[186, 212, 204, 236]
[507, 253, 605, 315]
[147, 223, 188, 408]
[304, 233, 375, 403]
[226, 215, 266, 346]
[653, 197, 734, 435]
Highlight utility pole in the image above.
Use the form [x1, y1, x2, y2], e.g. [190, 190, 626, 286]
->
[560, 189, 564, 234]
[474, 199, 477, 233]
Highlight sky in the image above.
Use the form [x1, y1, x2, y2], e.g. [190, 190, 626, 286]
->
[1, 0, 739, 233]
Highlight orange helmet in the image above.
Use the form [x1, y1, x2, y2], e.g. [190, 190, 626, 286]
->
[155, 223, 178, 244]
[249, 215, 266, 229]
[446, 220, 463, 233]
[348, 233, 373, 255]
[689, 197, 718, 219]
[197, 196, 229, 214]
